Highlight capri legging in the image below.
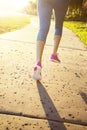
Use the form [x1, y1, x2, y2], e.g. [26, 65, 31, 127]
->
[37, 0, 69, 42]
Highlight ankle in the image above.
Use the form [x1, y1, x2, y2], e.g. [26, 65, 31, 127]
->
[52, 53, 57, 56]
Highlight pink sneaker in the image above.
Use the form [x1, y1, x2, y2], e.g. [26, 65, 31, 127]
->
[50, 54, 61, 63]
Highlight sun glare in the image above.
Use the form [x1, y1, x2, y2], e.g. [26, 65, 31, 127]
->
[0, 0, 30, 12]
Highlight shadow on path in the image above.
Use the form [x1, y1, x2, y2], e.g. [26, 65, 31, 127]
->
[80, 92, 87, 105]
[36, 81, 67, 130]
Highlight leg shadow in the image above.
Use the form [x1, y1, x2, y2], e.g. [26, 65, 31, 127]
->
[80, 92, 87, 104]
[36, 81, 66, 130]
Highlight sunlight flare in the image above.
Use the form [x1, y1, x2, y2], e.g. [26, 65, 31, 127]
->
[0, 0, 30, 11]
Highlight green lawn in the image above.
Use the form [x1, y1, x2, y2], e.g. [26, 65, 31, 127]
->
[64, 21, 87, 46]
[0, 14, 30, 34]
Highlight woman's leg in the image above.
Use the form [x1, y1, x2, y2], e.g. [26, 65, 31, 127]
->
[52, 35, 61, 55]
[36, 41, 44, 64]
[36, 0, 52, 64]
[52, 0, 69, 55]
[32, 0, 52, 80]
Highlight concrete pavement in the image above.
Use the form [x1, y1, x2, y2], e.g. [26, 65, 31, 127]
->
[0, 16, 87, 130]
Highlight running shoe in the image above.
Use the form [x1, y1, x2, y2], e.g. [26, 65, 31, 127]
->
[50, 54, 61, 63]
[32, 65, 42, 80]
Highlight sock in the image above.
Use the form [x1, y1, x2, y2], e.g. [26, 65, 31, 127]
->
[36, 61, 42, 67]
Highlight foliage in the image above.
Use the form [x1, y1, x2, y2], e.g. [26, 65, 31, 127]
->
[67, 0, 87, 21]
[69, 0, 83, 8]
[23, 1, 37, 15]
[23, 0, 87, 21]
[64, 21, 87, 46]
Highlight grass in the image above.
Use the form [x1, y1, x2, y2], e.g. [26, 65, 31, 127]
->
[0, 14, 30, 34]
[0, 15, 87, 46]
[64, 21, 87, 46]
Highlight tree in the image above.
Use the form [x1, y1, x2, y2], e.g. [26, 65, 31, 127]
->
[69, 0, 83, 8]
[83, 0, 87, 11]
[82, 0, 87, 21]
[23, 1, 37, 15]
[67, 0, 87, 21]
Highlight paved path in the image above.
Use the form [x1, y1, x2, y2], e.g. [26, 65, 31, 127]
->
[0, 16, 87, 130]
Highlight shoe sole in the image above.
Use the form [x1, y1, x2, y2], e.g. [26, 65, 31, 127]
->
[32, 76, 42, 80]
[32, 74, 42, 80]
[50, 59, 61, 63]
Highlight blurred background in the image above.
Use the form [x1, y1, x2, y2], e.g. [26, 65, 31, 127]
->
[0, 0, 87, 46]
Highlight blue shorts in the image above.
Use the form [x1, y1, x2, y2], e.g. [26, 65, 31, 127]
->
[37, 0, 69, 42]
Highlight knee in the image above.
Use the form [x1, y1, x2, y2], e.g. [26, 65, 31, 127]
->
[37, 25, 50, 42]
